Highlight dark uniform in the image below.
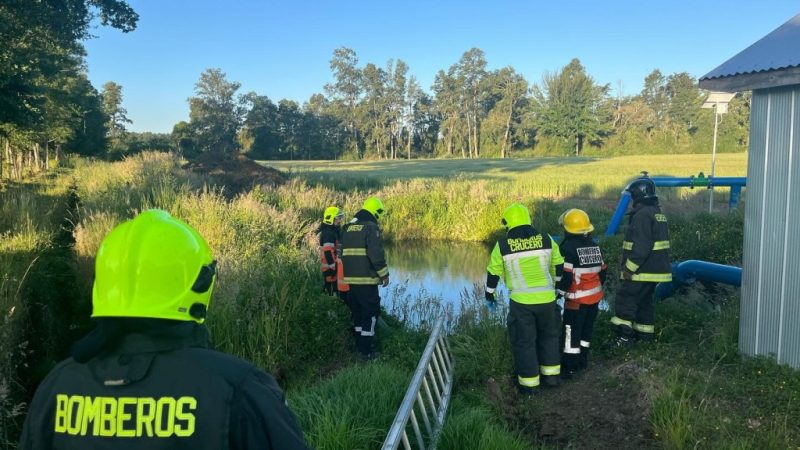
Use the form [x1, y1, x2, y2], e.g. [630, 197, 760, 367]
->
[487, 225, 564, 389]
[612, 200, 672, 342]
[19, 321, 308, 450]
[556, 234, 607, 372]
[341, 209, 389, 357]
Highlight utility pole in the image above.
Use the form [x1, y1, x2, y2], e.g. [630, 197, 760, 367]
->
[701, 91, 736, 213]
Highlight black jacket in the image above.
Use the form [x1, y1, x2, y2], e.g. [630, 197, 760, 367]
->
[341, 209, 388, 285]
[19, 321, 309, 450]
[621, 201, 672, 282]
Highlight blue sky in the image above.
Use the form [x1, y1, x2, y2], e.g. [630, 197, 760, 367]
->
[84, 1, 800, 133]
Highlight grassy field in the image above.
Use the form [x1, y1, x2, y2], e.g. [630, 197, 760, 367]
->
[265, 153, 747, 242]
[3, 152, 799, 449]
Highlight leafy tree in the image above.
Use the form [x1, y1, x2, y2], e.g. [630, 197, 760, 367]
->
[666, 72, 702, 133]
[325, 47, 362, 156]
[171, 121, 196, 156]
[101, 81, 132, 140]
[188, 68, 245, 155]
[531, 58, 612, 155]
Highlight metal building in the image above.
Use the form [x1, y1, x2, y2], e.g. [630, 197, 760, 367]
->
[700, 14, 800, 368]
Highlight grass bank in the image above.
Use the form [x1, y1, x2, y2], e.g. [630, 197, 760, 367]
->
[3, 152, 797, 449]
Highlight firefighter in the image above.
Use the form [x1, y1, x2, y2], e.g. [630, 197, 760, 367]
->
[485, 203, 565, 393]
[318, 206, 344, 296]
[556, 209, 607, 376]
[19, 210, 308, 450]
[611, 173, 672, 346]
[341, 196, 389, 360]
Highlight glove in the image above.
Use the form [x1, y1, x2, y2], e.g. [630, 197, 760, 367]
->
[485, 290, 495, 303]
[622, 269, 634, 281]
[381, 276, 390, 287]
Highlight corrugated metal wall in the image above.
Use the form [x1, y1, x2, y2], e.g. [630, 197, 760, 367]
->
[741, 86, 800, 368]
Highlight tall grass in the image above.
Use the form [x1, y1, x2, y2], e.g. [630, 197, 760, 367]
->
[69, 153, 352, 381]
[0, 176, 73, 448]
[268, 153, 747, 242]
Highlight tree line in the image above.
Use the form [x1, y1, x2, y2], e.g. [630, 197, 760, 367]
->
[174, 48, 750, 161]
[0, 0, 139, 180]
[1, 0, 751, 177]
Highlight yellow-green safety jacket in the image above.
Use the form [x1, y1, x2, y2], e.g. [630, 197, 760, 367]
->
[486, 225, 564, 304]
[621, 201, 672, 282]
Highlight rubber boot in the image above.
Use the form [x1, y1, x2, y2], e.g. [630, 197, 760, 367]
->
[578, 348, 589, 371]
[636, 331, 655, 343]
[615, 325, 636, 348]
[542, 375, 561, 388]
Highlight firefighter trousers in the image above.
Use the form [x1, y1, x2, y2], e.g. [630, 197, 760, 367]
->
[562, 302, 599, 371]
[508, 300, 562, 388]
[613, 281, 657, 339]
[349, 284, 381, 356]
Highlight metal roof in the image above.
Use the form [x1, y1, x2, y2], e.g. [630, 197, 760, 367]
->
[700, 14, 800, 81]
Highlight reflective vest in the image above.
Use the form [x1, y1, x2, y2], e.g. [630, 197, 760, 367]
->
[558, 234, 607, 308]
[487, 226, 564, 305]
[621, 203, 672, 282]
[318, 225, 340, 283]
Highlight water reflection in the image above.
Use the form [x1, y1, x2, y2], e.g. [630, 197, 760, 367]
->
[380, 240, 608, 325]
[381, 241, 509, 319]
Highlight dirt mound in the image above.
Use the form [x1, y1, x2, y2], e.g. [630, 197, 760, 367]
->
[182, 152, 286, 193]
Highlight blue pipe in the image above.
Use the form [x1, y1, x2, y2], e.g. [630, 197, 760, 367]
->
[605, 191, 632, 237]
[605, 175, 748, 236]
[655, 260, 742, 299]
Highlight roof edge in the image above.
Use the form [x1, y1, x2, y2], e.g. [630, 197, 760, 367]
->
[699, 66, 800, 92]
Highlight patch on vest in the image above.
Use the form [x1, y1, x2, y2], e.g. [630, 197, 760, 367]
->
[508, 235, 543, 252]
[577, 247, 603, 265]
[54, 394, 196, 438]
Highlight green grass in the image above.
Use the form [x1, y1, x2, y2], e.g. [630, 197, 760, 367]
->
[4, 151, 798, 450]
[265, 154, 747, 242]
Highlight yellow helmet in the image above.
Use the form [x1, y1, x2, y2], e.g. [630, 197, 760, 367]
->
[92, 209, 216, 324]
[363, 196, 385, 220]
[322, 206, 343, 225]
[559, 209, 594, 235]
[502, 203, 532, 230]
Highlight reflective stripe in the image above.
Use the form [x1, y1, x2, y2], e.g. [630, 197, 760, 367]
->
[625, 259, 640, 272]
[518, 375, 540, 387]
[622, 241, 633, 250]
[633, 323, 655, 333]
[342, 248, 367, 256]
[611, 316, 632, 327]
[502, 249, 552, 262]
[540, 365, 561, 376]
[342, 276, 381, 284]
[321, 242, 336, 249]
[376, 266, 389, 278]
[631, 273, 672, 282]
[563, 262, 574, 271]
[512, 285, 555, 295]
[565, 285, 603, 300]
[573, 266, 602, 275]
[580, 340, 590, 348]
[563, 325, 580, 354]
[355, 326, 362, 332]
[360, 316, 377, 336]
[321, 263, 336, 270]
[554, 276, 562, 282]
[485, 287, 496, 294]
[653, 241, 670, 250]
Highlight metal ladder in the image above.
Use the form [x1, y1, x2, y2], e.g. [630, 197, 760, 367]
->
[382, 317, 455, 450]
